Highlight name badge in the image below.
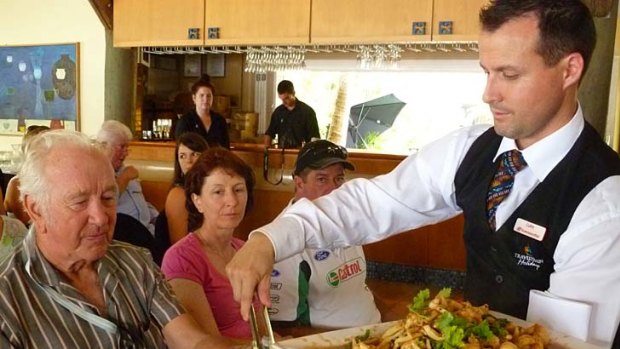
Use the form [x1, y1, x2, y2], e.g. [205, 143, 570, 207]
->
[513, 218, 546, 241]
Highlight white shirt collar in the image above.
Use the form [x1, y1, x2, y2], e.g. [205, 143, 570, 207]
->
[495, 105, 585, 182]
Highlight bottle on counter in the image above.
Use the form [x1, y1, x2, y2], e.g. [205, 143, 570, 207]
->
[17, 114, 26, 133]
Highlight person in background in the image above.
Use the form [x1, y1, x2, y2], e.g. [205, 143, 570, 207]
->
[0, 189, 4, 216]
[175, 74, 230, 149]
[97, 120, 158, 235]
[153, 132, 209, 263]
[263, 80, 320, 149]
[0, 130, 227, 348]
[270, 140, 380, 329]
[4, 125, 50, 225]
[161, 148, 268, 344]
[227, 0, 620, 347]
[0, 214, 27, 262]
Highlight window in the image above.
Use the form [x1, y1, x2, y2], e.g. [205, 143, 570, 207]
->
[275, 58, 492, 155]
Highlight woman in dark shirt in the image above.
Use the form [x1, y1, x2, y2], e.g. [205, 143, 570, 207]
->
[175, 75, 230, 149]
[152, 133, 209, 265]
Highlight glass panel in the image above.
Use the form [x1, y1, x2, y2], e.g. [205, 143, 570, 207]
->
[276, 59, 492, 155]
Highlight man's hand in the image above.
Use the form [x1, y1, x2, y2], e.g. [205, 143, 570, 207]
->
[116, 165, 139, 192]
[226, 232, 275, 321]
[120, 165, 139, 180]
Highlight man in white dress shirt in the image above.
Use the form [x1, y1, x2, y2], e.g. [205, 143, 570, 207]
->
[227, 0, 620, 346]
[97, 120, 158, 234]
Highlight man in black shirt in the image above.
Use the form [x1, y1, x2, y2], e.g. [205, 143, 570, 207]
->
[263, 80, 320, 148]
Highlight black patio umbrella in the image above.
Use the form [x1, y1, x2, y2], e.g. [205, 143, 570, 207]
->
[347, 93, 406, 148]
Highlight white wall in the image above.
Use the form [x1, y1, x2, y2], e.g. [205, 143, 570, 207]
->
[0, 0, 106, 150]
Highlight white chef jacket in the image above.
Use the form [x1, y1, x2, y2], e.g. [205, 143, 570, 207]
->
[254, 107, 620, 347]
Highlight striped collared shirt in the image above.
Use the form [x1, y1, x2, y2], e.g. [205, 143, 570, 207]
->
[0, 232, 184, 348]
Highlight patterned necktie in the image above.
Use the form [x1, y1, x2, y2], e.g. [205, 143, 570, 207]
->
[486, 150, 528, 230]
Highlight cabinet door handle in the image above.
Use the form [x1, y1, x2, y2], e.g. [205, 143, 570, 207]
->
[437, 21, 453, 35]
[412, 21, 427, 35]
[207, 27, 220, 39]
[187, 27, 200, 40]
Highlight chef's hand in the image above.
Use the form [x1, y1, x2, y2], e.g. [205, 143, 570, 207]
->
[226, 232, 275, 321]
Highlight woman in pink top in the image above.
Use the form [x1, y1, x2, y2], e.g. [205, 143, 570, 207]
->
[161, 148, 266, 344]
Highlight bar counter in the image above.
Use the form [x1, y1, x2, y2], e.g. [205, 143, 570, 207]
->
[127, 141, 466, 283]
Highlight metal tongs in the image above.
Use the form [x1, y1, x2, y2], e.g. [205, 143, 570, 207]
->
[249, 303, 283, 349]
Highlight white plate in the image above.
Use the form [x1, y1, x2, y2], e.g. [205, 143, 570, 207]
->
[279, 312, 604, 349]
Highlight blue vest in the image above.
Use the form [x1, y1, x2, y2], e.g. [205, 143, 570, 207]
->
[454, 123, 620, 318]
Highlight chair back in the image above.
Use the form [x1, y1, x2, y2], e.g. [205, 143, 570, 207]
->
[151, 211, 172, 266]
[113, 213, 156, 258]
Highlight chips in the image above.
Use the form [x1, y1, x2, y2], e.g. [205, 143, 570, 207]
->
[351, 288, 550, 349]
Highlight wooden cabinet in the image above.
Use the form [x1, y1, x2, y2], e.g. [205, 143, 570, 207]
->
[113, 0, 486, 47]
[311, 0, 433, 44]
[311, 0, 486, 44]
[203, 0, 311, 46]
[114, 0, 205, 47]
[432, 0, 489, 41]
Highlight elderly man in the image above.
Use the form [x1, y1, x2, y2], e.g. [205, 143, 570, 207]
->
[270, 140, 380, 328]
[0, 130, 227, 348]
[97, 120, 158, 234]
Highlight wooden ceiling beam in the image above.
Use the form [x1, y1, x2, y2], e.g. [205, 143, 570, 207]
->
[89, 0, 113, 30]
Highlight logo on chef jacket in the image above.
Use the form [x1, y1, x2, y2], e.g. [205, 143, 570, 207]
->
[513, 244, 544, 270]
[314, 250, 331, 261]
[326, 257, 364, 288]
[271, 269, 281, 277]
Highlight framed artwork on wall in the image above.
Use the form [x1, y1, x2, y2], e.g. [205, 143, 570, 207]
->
[0, 43, 80, 133]
[203, 54, 225, 77]
[184, 55, 201, 77]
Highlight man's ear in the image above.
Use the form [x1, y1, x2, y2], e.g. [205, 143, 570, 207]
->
[23, 195, 44, 232]
[563, 52, 584, 89]
[293, 175, 304, 192]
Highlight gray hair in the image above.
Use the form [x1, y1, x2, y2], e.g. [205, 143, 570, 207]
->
[96, 120, 133, 146]
[18, 130, 107, 213]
